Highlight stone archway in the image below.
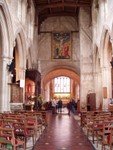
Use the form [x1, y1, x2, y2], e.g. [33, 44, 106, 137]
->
[0, 2, 14, 112]
[42, 68, 80, 103]
[10, 31, 27, 105]
[100, 28, 112, 109]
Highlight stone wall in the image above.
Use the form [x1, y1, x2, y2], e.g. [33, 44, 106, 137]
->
[92, 0, 113, 109]
[38, 16, 80, 77]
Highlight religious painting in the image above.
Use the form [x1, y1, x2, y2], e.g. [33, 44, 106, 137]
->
[52, 32, 71, 60]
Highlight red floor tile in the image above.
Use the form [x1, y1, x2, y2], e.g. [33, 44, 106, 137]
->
[33, 110, 94, 150]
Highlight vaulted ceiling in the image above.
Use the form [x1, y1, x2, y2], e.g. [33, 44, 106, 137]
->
[33, 0, 92, 34]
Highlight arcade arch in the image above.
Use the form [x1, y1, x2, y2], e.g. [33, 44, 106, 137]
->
[0, 2, 13, 112]
[99, 29, 112, 109]
[9, 32, 26, 104]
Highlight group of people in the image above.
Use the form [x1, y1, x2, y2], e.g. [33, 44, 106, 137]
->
[51, 98, 63, 114]
[51, 98, 77, 115]
[33, 96, 77, 115]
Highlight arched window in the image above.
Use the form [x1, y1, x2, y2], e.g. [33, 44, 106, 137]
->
[54, 76, 70, 93]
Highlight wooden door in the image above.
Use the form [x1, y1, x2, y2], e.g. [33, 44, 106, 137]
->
[87, 93, 96, 111]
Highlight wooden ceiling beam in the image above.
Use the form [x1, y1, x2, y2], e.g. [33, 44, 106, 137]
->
[36, 2, 90, 13]
[39, 12, 77, 18]
[34, 0, 92, 34]
[48, 0, 52, 13]
[62, 0, 65, 11]
[37, 2, 90, 9]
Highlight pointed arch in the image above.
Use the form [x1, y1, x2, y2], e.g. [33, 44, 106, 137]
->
[0, 1, 14, 112]
[14, 28, 27, 70]
[100, 26, 111, 67]
[100, 27, 112, 102]
[0, 1, 14, 57]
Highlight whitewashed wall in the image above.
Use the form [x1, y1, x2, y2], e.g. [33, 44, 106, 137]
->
[79, 7, 93, 109]
[38, 16, 80, 77]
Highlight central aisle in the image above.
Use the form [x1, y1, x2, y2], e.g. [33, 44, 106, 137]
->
[33, 109, 94, 150]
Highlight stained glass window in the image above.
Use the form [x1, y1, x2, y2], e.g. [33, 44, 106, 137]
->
[54, 76, 70, 93]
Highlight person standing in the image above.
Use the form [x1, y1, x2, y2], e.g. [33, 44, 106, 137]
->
[67, 100, 72, 115]
[72, 98, 76, 114]
[57, 99, 63, 113]
[51, 98, 57, 114]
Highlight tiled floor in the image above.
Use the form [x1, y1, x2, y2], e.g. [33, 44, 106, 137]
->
[32, 108, 94, 150]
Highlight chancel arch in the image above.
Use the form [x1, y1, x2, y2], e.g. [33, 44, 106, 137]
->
[42, 68, 80, 104]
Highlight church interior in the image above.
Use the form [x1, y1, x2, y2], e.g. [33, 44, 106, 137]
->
[0, 0, 113, 149]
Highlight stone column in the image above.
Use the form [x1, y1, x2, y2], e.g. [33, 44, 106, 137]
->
[79, 7, 94, 110]
[19, 67, 26, 103]
[101, 67, 108, 110]
[102, 66, 112, 110]
[94, 70, 103, 109]
[94, 72, 99, 108]
[0, 56, 13, 112]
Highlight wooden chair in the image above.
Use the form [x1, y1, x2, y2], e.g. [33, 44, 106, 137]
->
[109, 128, 113, 150]
[40, 111, 48, 126]
[101, 123, 113, 150]
[85, 115, 96, 136]
[25, 115, 41, 140]
[96, 120, 113, 149]
[13, 121, 35, 149]
[87, 117, 104, 143]
[0, 127, 25, 150]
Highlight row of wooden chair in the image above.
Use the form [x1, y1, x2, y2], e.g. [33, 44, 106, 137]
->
[82, 111, 113, 149]
[97, 121, 113, 150]
[0, 111, 47, 149]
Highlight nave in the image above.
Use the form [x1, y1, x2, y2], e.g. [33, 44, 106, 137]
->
[33, 109, 94, 150]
